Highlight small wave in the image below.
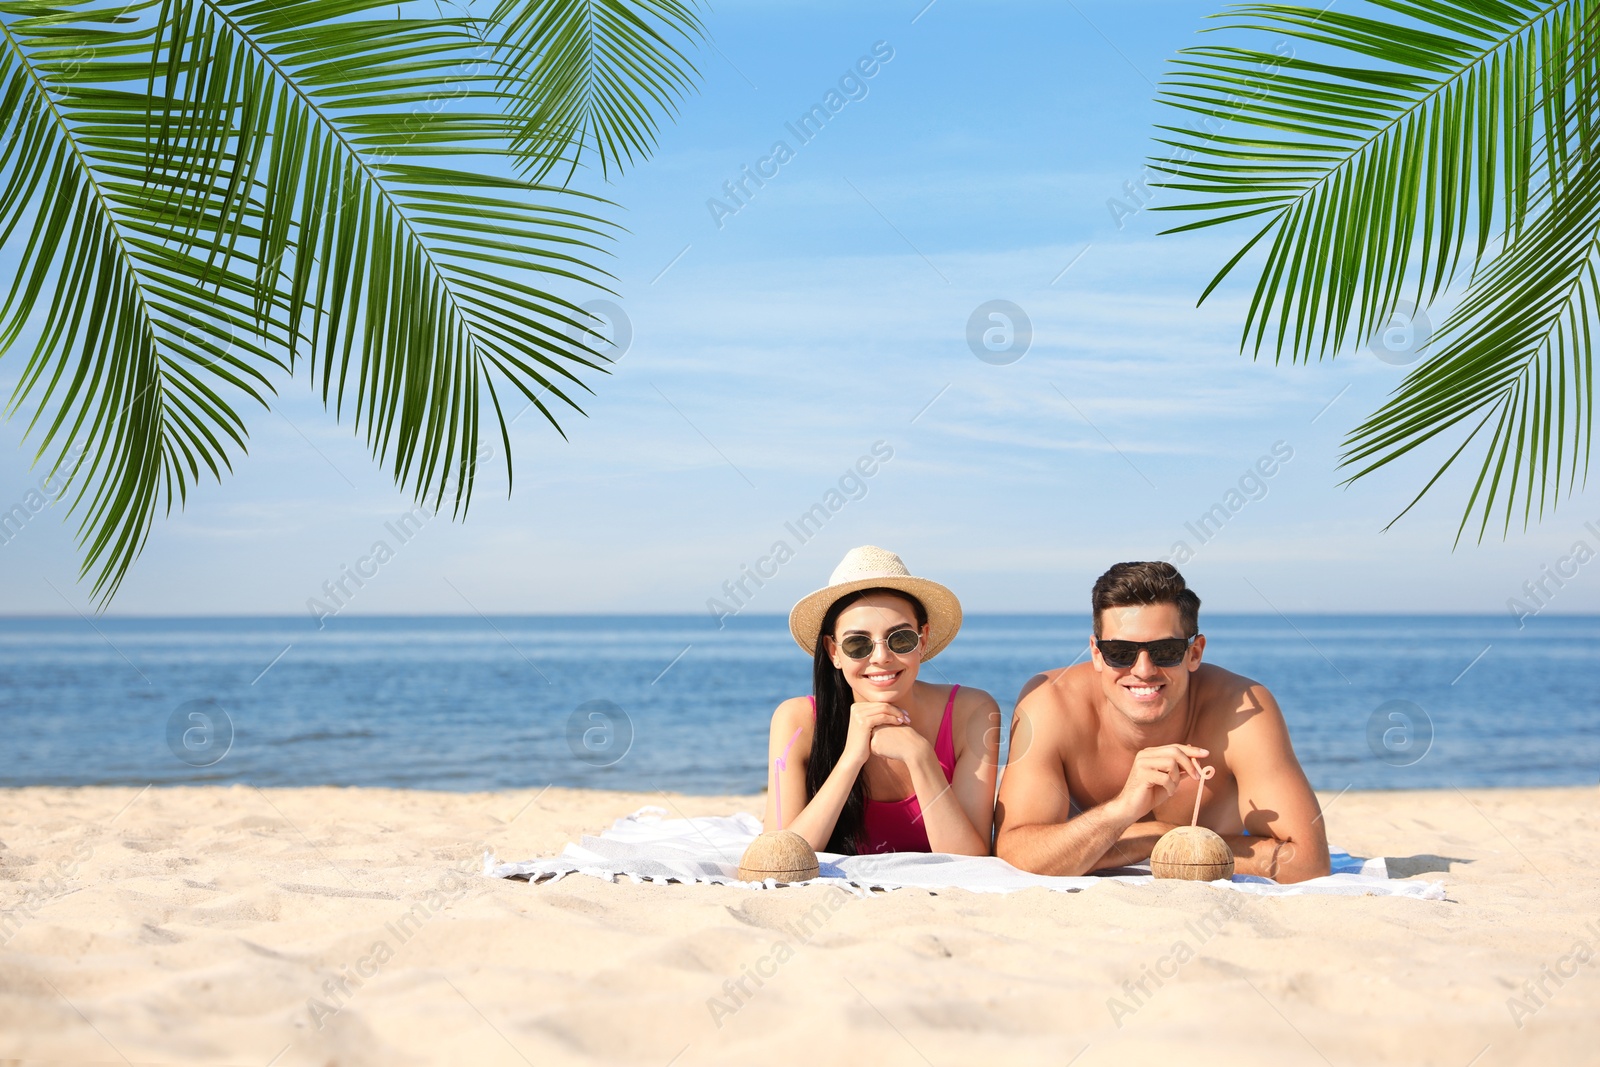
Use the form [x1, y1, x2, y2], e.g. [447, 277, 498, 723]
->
[280, 729, 380, 745]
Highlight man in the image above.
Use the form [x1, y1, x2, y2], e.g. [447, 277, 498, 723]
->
[995, 561, 1330, 883]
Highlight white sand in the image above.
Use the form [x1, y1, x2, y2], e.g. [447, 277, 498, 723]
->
[1, 784, 1596, 1065]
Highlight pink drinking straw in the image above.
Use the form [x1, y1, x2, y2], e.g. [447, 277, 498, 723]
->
[774, 726, 803, 829]
[1190, 762, 1216, 827]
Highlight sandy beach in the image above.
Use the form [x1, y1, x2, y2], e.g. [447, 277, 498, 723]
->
[0, 784, 1595, 1066]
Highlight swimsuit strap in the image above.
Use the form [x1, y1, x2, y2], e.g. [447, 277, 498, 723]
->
[935, 684, 958, 778]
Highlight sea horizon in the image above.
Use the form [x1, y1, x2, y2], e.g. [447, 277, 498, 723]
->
[1, 613, 1593, 795]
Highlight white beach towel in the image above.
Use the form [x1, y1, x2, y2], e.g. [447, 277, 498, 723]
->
[484, 808, 1446, 900]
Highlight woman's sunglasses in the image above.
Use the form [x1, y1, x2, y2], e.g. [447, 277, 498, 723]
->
[1095, 636, 1196, 669]
[836, 627, 923, 660]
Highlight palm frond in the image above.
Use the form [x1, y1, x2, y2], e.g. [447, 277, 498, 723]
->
[144, 0, 623, 511]
[1341, 157, 1600, 539]
[1154, 0, 1600, 535]
[0, 0, 700, 603]
[1152, 0, 1598, 363]
[1, 2, 290, 601]
[490, 0, 702, 181]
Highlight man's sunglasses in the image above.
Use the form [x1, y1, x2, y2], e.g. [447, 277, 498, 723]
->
[837, 627, 923, 660]
[1095, 636, 1196, 669]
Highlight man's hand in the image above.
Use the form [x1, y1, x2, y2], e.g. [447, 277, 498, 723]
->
[1114, 744, 1210, 820]
[996, 680, 1206, 877]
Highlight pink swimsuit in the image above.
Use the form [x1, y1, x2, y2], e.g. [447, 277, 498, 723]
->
[810, 685, 959, 854]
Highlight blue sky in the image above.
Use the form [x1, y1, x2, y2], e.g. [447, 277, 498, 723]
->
[3, 0, 1599, 620]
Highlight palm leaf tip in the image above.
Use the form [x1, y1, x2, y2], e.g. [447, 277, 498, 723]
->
[1154, 0, 1600, 537]
[490, 0, 704, 182]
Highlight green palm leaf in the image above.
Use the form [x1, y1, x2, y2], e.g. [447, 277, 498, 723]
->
[1, 2, 290, 601]
[1344, 158, 1600, 539]
[0, 0, 701, 603]
[490, 0, 702, 181]
[143, 0, 621, 497]
[1153, 0, 1600, 535]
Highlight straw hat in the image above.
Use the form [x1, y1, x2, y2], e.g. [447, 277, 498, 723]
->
[788, 546, 963, 659]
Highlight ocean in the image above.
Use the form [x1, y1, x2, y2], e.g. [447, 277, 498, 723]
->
[0, 614, 1594, 793]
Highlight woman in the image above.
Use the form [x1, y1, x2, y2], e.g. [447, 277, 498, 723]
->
[764, 545, 999, 855]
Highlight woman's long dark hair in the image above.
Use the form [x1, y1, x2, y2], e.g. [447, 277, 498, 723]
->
[805, 587, 928, 854]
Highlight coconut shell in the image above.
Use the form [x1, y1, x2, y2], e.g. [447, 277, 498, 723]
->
[1150, 825, 1235, 881]
[737, 830, 820, 883]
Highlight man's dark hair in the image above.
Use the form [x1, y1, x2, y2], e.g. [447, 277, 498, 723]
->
[1091, 561, 1201, 638]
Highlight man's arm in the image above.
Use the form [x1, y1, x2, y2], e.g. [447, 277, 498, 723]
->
[1219, 683, 1330, 883]
[1095, 819, 1183, 870]
[993, 677, 1207, 876]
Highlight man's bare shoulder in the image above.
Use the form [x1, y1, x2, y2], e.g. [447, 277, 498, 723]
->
[1014, 665, 1100, 753]
[1192, 661, 1270, 701]
[1016, 662, 1097, 710]
[1191, 662, 1286, 732]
